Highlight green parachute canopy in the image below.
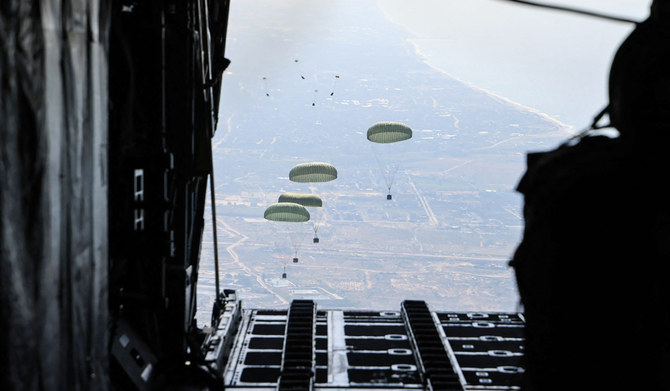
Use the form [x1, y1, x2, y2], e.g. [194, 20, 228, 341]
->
[264, 202, 310, 222]
[366, 121, 412, 144]
[289, 162, 338, 183]
[278, 192, 323, 207]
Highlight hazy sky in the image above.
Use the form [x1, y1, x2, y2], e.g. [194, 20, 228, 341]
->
[377, 0, 653, 128]
[224, 0, 653, 129]
[201, 0, 654, 314]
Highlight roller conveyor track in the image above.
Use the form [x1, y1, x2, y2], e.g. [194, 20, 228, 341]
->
[401, 300, 463, 391]
[277, 300, 317, 391]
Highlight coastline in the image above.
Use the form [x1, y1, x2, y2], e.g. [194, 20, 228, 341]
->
[405, 38, 573, 132]
[376, 0, 573, 132]
[375, 0, 643, 132]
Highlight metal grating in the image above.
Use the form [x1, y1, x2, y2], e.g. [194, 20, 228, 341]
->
[277, 300, 317, 391]
[401, 301, 463, 391]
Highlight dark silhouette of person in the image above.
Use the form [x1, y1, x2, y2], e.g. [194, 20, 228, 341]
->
[510, 1, 670, 389]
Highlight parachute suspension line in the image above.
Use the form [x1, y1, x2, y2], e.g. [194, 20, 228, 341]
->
[385, 164, 400, 193]
[292, 239, 300, 263]
[371, 143, 399, 196]
[262, 76, 269, 96]
[371, 144, 386, 192]
[366, 122, 413, 199]
[294, 59, 306, 80]
[494, 0, 639, 24]
[292, 232, 302, 258]
[312, 221, 320, 242]
[330, 75, 340, 96]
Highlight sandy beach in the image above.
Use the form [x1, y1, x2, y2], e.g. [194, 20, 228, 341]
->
[376, 0, 648, 128]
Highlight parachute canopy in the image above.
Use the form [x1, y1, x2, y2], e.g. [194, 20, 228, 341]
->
[264, 202, 310, 222]
[367, 121, 412, 144]
[278, 192, 323, 207]
[289, 162, 338, 183]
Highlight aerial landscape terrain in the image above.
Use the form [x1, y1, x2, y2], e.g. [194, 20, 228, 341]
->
[194, 0, 575, 325]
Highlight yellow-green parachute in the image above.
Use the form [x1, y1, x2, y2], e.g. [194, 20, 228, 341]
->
[278, 192, 323, 208]
[289, 162, 338, 183]
[366, 121, 412, 144]
[264, 202, 310, 222]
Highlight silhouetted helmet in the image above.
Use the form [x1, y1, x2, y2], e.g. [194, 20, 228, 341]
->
[608, 0, 670, 139]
